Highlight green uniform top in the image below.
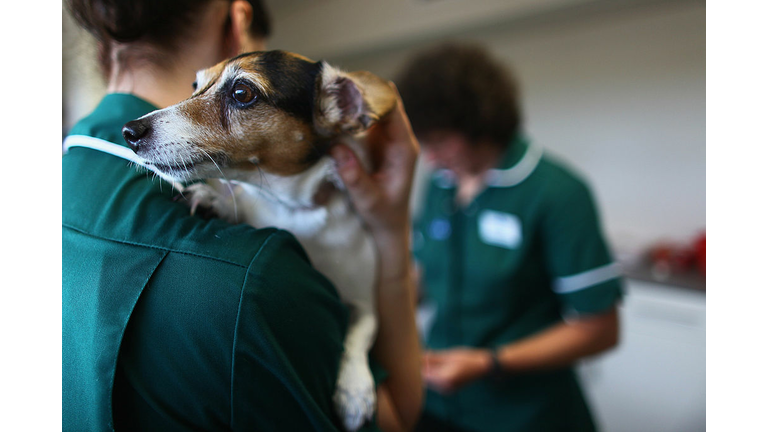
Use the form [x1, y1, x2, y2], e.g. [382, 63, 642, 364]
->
[62, 94, 377, 431]
[413, 136, 623, 432]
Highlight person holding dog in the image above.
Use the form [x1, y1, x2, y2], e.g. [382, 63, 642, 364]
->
[62, 1, 422, 430]
[396, 43, 623, 432]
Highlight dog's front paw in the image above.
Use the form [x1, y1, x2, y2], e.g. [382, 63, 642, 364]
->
[333, 354, 376, 431]
[178, 182, 237, 223]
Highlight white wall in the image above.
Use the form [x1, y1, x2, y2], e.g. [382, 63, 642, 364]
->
[314, 1, 705, 254]
[263, 0, 605, 60]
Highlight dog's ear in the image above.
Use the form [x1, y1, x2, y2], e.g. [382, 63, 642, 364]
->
[314, 63, 397, 137]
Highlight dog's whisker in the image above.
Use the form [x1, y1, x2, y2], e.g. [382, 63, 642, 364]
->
[199, 148, 238, 223]
[180, 150, 189, 174]
[255, 164, 277, 203]
[186, 154, 196, 175]
[252, 165, 303, 210]
[131, 161, 164, 193]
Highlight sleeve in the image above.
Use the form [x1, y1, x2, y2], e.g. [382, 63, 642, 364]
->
[231, 230, 349, 431]
[540, 176, 623, 315]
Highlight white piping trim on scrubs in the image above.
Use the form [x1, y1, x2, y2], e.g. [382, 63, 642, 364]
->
[431, 143, 543, 189]
[63, 134, 184, 191]
[484, 143, 543, 188]
[553, 262, 622, 294]
[433, 169, 457, 189]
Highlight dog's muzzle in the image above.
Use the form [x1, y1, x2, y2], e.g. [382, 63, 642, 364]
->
[122, 120, 151, 152]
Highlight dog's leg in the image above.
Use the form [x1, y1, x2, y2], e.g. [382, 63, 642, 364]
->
[334, 303, 378, 431]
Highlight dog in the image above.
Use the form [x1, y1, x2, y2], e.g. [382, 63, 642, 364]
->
[122, 50, 397, 431]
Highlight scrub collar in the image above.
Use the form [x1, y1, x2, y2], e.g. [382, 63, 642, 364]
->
[434, 135, 542, 189]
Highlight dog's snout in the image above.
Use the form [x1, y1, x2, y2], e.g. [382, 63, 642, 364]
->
[122, 120, 151, 151]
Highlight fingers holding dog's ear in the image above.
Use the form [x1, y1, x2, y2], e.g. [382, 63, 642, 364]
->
[331, 88, 420, 236]
[372, 93, 420, 192]
[331, 145, 379, 214]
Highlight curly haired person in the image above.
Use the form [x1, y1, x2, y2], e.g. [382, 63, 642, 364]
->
[398, 43, 623, 432]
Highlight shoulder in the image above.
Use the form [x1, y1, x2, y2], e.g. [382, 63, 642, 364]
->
[165, 215, 307, 269]
[527, 153, 597, 211]
[241, 228, 317, 273]
[239, 228, 345, 320]
[227, 225, 347, 339]
[535, 153, 591, 194]
[62, 148, 305, 269]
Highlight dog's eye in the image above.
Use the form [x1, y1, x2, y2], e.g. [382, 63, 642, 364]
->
[232, 82, 256, 104]
[192, 81, 198, 91]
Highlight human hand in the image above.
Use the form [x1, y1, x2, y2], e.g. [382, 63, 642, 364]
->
[329, 88, 419, 243]
[422, 348, 494, 394]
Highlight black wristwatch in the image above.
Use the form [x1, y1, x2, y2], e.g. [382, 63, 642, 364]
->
[489, 349, 504, 378]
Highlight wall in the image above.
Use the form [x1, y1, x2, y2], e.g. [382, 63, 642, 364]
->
[263, 0, 607, 60]
[312, 1, 706, 254]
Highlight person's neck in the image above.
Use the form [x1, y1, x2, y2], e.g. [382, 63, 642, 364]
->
[106, 62, 199, 109]
[455, 142, 505, 207]
[105, 33, 231, 109]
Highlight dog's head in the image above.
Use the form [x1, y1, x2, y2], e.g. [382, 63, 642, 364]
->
[123, 50, 396, 182]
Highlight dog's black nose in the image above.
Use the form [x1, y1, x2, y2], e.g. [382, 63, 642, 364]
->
[122, 120, 150, 151]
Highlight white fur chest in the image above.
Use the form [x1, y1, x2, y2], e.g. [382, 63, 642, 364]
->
[206, 156, 377, 308]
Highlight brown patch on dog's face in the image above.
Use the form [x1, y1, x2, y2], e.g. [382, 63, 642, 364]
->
[124, 50, 397, 182]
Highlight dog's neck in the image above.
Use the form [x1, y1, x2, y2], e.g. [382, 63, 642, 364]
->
[230, 157, 337, 211]
[232, 135, 369, 211]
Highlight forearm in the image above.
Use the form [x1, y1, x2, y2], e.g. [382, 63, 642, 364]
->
[376, 383, 406, 432]
[372, 230, 423, 431]
[372, 230, 413, 282]
[495, 308, 619, 373]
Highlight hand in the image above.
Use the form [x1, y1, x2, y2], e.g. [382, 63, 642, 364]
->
[330, 88, 419, 242]
[422, 348, 494, 394]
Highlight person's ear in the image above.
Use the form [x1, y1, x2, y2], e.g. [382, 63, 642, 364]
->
[228, 0, 266, 55]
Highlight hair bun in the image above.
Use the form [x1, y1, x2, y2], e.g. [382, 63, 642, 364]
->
[68, 0, 203, 43]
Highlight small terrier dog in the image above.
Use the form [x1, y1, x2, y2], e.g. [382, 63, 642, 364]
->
[122, 50, 396, 431]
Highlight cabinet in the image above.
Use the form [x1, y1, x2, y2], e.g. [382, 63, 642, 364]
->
[578, 280, 706, 432]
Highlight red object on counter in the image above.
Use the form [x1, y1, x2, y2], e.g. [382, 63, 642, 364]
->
[694, 233, 705, 276]
[649, 244, 693, 270]
[647, 231, 706, 277]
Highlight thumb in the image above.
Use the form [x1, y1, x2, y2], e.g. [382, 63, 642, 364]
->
[331, 145, 378, 212]
[422, 351, 434, 366]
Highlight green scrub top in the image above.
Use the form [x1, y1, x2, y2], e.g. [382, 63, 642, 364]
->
[413, 136, 623, 432]
[62, 94, 380, 431]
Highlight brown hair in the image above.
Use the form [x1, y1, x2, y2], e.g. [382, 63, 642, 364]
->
[66, 0, 271, 78]
[395, 43, 522, 148]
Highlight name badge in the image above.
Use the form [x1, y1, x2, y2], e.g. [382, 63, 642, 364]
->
[428, 218, 451, 241]
[478, 210, 522, 249]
